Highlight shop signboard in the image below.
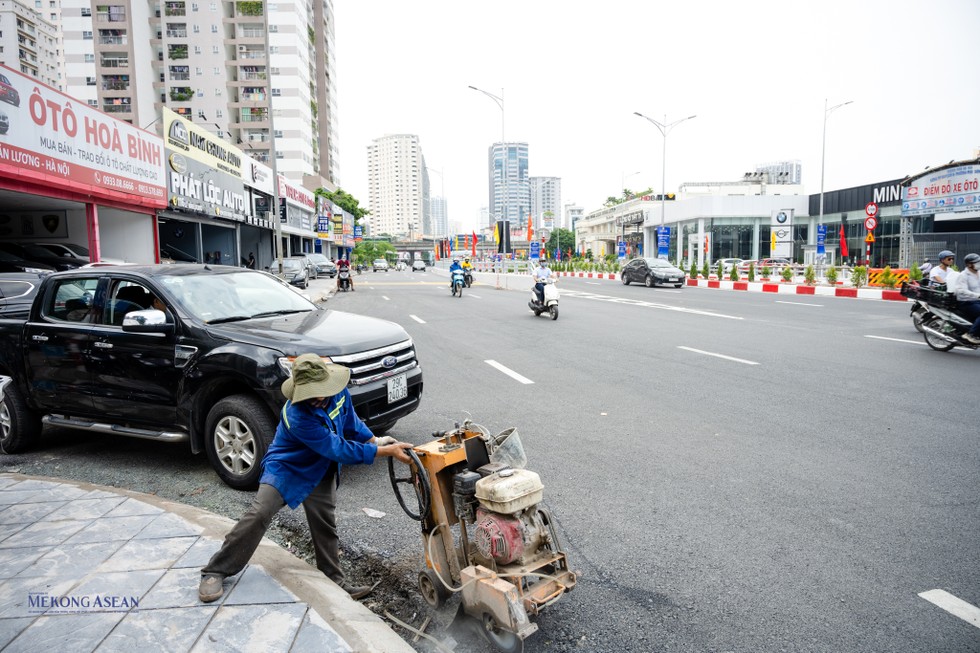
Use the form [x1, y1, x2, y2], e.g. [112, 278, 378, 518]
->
[277, 175, 315, 232]
[164, 109, 247, 220]
[901, 163, 980, 217]
[317, 196, 333, 241]
[657, 225, 670, 259]
[770, 209, 794, 258]
[0, 64, 166, 208]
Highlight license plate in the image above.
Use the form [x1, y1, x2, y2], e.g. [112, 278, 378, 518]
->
[668, 278, 679, 282]
[387, 373, 408, 403]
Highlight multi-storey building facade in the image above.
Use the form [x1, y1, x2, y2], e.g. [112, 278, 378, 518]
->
[0, 0, 60, 88]
[367, 133, 428, 239]
[59, 0, 338, 185]
[487, 141, 528, 227]
[754, 160, 802, 185]
[529, 175, 560, 232]
[429, 195, 447, 238]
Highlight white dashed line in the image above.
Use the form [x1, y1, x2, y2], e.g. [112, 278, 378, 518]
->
[382, 296, 390, 301]
[678, 346, 759, 365]
[776, 300, 823, 307]
[919, 589, 980, 628]
[484, 360, 534, 384]
[864, 335, 926, 346]
[409, 315, 426, 324]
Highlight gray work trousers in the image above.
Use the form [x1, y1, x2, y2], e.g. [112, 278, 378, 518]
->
[201, 469, 344, 583]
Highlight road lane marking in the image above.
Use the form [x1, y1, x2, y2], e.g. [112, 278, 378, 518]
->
[485, 360, 534, 384]
[409, 315, 426, 324]
[678, 346, 759, 365]
[776, 300, 823, 307]
[382, 296, 390, 301]
[918, 589, 980, 628]
[864, 335, 926, 346]
[586, 282, 601, 285]
[561, 289, 742, 320]
[469, 294, 481, 299]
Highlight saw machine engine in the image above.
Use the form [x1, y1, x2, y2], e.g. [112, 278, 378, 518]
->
[389, 421, 577, 653]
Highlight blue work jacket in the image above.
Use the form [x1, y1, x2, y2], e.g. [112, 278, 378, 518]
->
[259, 389, 376, 508]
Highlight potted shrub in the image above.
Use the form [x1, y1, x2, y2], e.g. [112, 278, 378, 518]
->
[851, 265, 867, 288]
[879, 266, 898, 289]
[701, 260, 709, 280]
[729, 264, 740, 281]
[761, 265, 771, 280]
[747, 262, 756, 282]
[781, 265, 794, 282]
[689, 260, 698, 280]
[909, 263, 923, 283]
[826, 265, 838, 285]
[804, 264, 816, 285]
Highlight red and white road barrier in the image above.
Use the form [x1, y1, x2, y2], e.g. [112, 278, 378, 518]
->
[554, 271, 906, 301]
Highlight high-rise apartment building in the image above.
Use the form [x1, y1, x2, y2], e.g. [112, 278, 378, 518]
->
[529, 176, 560, 232]
[58, 0, 338, 185]
[755, 160, 801, 184]
[0, 0, 61, 88]
[487, 141, 528, 227]
[564, 203, 583, 232]
[367, 133, 428, 238]
[429, 195, 447, 238]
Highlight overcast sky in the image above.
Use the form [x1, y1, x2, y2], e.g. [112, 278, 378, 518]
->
[333, 0, 980, 232]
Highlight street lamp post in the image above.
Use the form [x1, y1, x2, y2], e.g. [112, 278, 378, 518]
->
[818, 98, 853, 263]
[633, 112, 696, 227]
[468, 85, 506, 232]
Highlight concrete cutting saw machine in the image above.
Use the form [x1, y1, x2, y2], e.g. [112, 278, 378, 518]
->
[388, 420, 577, 652]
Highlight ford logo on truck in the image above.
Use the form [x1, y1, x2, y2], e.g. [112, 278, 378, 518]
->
[382, 356, 397, 368]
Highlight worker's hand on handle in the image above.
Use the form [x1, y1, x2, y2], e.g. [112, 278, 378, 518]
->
[377, 442, 415, 464]
[372, 435, 397, 446]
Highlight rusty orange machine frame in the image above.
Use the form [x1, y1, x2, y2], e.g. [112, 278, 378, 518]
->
[398, 424, 577, 649]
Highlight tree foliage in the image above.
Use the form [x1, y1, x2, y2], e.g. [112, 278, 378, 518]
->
[352, 240, 396, 263]
[316, 187, 369, 222]
[546, 228, 575, 257]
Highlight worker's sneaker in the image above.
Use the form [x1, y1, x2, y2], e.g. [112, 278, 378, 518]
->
[341, 581, 378, 600]
[962, 332, 980, 344]
[198, 573, 225, 603]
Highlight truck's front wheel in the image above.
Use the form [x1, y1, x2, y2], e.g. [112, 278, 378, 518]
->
[0, 382, 41, 454]
[205, 395, 275, 490]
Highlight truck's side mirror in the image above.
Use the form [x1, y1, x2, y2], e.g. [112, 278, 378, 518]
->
[122, 309, 174, 333]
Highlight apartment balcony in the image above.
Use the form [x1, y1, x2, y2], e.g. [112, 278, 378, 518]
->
[96, 11, 127, 22]
[164, 2, 186, 17]
[101, 82, 130, 92]
[100, 58, 130, 69]
[99, 36, 127, 45]
[236, 49, 265, 61]
[237, 70, 267, 82]
[165, 30, 187, 38]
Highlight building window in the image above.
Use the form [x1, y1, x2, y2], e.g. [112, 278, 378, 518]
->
[274, 129, 282, 138]
[81, 7, 90, 15]
[85, 76, 96, 85]
[82, 30, 92, 39]
[87, 99, 98, 106]
[213, 66, 220, 75]
[215, 108, 222, 118]
[212, 45, 219, 53]
[192, 24, 199, 33]
[195, 66, 202, 75]
[193, 45, 201, 54]
[269, 46, 278, 54]
[84, 53, 94, 62]
[196, 89, 203, 97]
[271, 88, 280, 96]
[210, 2, 216, 9]
[214, 87, 221, 96]
[210, 24, 217, 33]
[191, 3, 198, 10]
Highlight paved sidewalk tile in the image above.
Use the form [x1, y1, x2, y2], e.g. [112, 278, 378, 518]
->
[96, 536, 197, 572]
[95, 606, 218, 653]
[4, 612, 125, 653]
[190, 602, 308, 653]
[223, 565, 298, 606]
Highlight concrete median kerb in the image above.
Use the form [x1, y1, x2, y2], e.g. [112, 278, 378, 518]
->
[3, 473, 414, 653]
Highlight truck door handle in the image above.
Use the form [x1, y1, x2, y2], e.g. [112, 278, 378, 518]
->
[94, 342, 113, 349]
[32, 335, 49, 342]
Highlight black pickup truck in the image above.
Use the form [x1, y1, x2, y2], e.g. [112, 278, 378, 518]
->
[0, 265, 423, 488]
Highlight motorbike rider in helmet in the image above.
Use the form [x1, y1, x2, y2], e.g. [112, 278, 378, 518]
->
[953, 253, 980, 344]
[449, 257, 463, 289]
[929, 250, 956, 288]
[532, 258, 554, 304]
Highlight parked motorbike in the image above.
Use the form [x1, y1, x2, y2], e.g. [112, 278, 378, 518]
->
[355, 263, 365, 275]
[900, 281, 977, 352]
[451, 269, 465, 297]
[337, 269, 351, 292]
[463, 269, 473, 288]
[529, 278, 559, 320]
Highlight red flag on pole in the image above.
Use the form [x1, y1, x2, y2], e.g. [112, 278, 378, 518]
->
[839, 225, 849, 259]
[471, 231, 478, 257]
[526, 214, 533, 242]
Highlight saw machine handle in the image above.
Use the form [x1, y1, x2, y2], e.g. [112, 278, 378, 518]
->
[387, 448, 431, 521]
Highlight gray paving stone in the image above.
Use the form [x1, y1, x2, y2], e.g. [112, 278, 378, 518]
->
[0, 475, 23, 489]
[44, 497, 128, 521]
[103, 497, 164, 518]
[173, 537, 221, 569]
[0, 500, 68, 525]
[290, 608, 353, 653]
[0, 518, 91, 548]
[96, 536, 197, 572]
[0, 574, 81, 619]
[129, 566, 239, 610]
[81, 489, 127, 500]
[4, 479, 62, 493]
[134, 512, 204, 540]
[95, 606, 218, 653]
[223, 564, 298, 605]
[64, 514, 159, 545]
[0, 546, 52, 580]
[0, 617, 36, 649]
[3, 612, 124, 652]
[55, 569, 165, 615]
[19, 541, 126, 580]
[0, 522, 28, 545]
[189, 602, 307, 653]
[0, 490, 49, 506]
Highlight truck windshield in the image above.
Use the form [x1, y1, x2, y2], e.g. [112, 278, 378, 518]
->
[159, 270, 316, 323]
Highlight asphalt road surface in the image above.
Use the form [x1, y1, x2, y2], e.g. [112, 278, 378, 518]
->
[5, 268, 978, 653]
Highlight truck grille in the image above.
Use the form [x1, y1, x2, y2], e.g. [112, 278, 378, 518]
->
[331, 338, 418, 386]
